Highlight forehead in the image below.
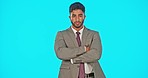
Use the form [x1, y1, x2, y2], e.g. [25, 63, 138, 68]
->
[71, 9, 84, 14]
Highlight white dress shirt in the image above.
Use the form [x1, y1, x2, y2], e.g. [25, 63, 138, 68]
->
[70, 26, 93, 74]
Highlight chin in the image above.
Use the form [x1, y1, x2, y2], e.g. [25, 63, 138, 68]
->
[75, 25, 81, 28]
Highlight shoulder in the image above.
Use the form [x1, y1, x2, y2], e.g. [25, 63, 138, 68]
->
[56, 28, 70, 36]
[86, 28, 99, 34]
[86, 28, 101, 39]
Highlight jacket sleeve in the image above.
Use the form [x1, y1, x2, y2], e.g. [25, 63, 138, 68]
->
[73, 32, 102, 63]
[54, 31, 86, 61]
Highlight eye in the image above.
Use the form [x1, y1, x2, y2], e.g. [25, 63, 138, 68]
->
[79, 14, 83, 17]
[72, 14, 76, 17]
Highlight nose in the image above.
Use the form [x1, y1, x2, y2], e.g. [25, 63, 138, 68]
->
[76, 16, 80, 21]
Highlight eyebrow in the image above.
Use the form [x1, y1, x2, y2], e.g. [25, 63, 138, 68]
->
[78, 14, 83, 15]
[72, 13, 83, 15]
[71, 13, 83, 16]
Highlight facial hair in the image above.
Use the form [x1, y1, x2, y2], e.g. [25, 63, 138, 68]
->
[71, 20, 84, 28]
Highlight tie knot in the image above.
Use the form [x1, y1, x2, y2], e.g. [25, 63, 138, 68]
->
[76, 32, 80, 35]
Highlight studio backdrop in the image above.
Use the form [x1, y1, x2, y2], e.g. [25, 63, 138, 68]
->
[0, 0, 148, 78]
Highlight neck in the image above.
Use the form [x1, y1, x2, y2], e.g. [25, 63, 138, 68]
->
[72, 25, 84, 31]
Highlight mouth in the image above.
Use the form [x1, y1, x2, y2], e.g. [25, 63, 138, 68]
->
[75, 22, 81, 25]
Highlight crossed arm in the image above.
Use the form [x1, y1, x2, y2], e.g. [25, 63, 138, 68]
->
[54, 31, 102, 63]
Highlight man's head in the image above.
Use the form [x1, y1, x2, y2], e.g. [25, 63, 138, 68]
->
[69, 2, 86, 29]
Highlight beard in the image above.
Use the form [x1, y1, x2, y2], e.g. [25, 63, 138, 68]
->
[71, 20, 84, 28]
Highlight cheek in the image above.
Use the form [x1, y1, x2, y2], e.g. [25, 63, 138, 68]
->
[80, 18, 84, 21]
[70, 18, 76, 22]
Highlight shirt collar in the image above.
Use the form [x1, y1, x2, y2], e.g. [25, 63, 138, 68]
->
[71, 26, 84, 34]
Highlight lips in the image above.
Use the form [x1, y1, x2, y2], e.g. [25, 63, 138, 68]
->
[75, 22, 81, 25]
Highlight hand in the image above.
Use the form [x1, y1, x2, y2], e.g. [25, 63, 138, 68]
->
[85, 45, 90, 52]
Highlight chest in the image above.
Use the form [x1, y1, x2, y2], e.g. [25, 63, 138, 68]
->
[62, 32, 94, 48]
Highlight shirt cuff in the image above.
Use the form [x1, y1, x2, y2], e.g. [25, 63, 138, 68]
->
[70, 59, 74, 64]
[84, 46, 86, 51]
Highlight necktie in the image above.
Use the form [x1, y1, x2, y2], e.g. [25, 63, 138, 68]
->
[76, 32, 85, 78]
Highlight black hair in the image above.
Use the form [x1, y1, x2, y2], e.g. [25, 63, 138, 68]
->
[69, 2, 85, 13]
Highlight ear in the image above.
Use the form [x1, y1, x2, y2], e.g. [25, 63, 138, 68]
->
[69, 16, 71, 20]
[84, 15, 86, 19]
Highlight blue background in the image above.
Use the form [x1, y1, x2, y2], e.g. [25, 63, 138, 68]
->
[0, 0, 148, 78]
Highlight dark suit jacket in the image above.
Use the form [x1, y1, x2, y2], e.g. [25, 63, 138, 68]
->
[54, 27, 105, 78]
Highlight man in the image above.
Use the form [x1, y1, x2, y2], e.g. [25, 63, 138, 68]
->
[54, 2, 105, 78]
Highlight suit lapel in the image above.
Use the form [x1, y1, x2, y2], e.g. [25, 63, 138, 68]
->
[82, 27, 89, 46]
[67, 27, 89, 47]
[67, 27, 79, 47]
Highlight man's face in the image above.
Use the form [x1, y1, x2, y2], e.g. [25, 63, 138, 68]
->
[69, 9, 85, 28]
